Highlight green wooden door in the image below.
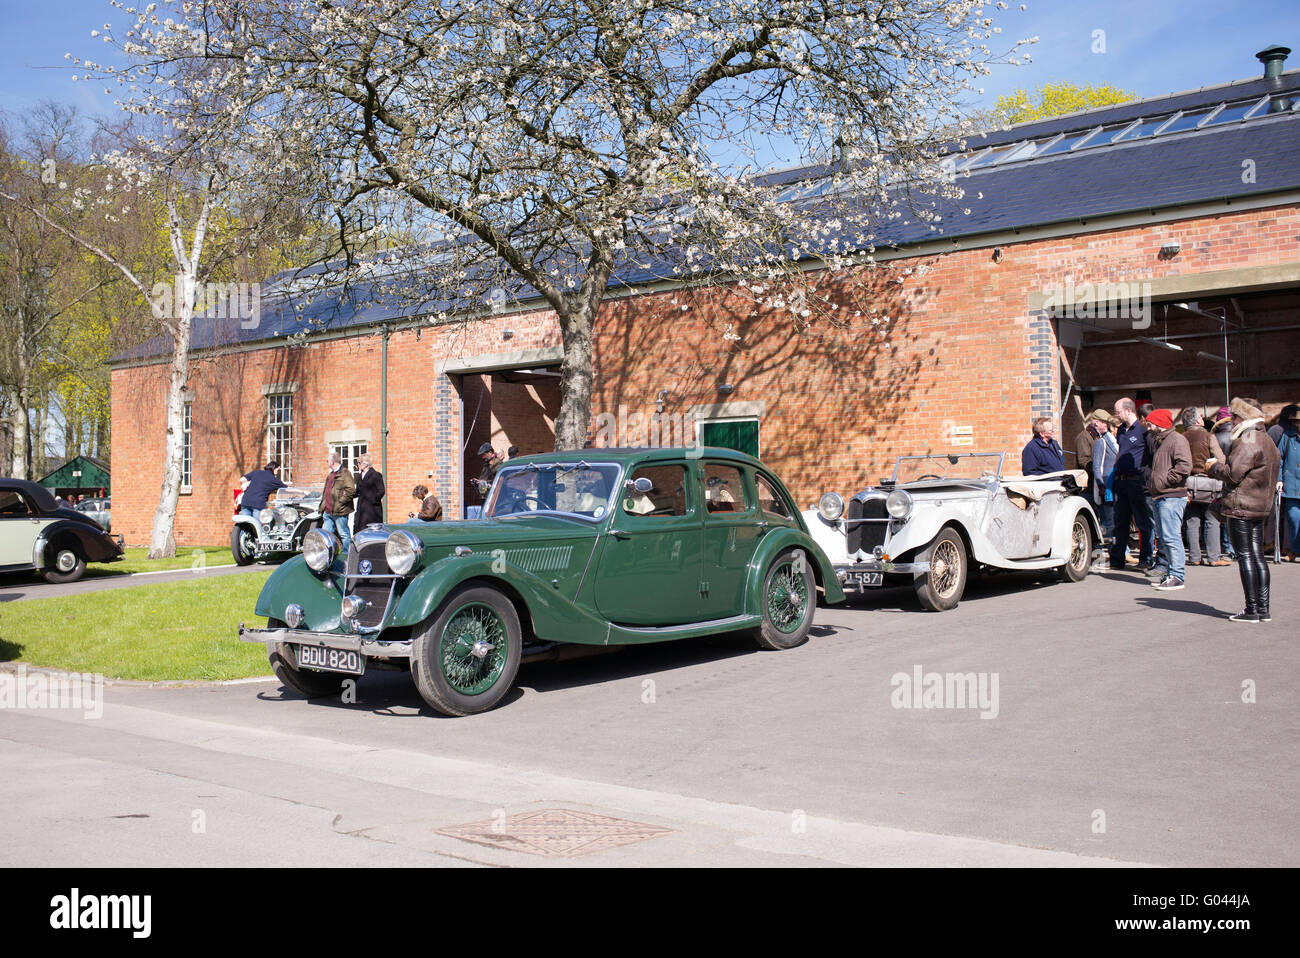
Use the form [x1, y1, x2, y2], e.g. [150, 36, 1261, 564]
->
[700, 419, 758, 457]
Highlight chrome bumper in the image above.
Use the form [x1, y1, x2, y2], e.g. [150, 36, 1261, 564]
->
[238, 625, 413, 659]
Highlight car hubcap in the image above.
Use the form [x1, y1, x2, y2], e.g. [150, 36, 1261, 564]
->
[440, 603, 507, 695]
[766, 562, 809, 634]
[56, 550, 77, 572]
[932, 540, 961, 597]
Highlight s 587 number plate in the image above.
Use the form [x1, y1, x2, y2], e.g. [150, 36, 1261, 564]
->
[847, 571, 884, 588]
[295, 644, 364, 675]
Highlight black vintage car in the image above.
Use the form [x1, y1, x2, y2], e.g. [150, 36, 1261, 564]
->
[0, 479, 124, 583]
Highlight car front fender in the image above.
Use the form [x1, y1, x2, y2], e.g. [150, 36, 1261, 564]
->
[253, 554, 346, 631]
[387, 554, 614, 645]
[744, 527, 846, 609]
[1051, 498, 1102, 559]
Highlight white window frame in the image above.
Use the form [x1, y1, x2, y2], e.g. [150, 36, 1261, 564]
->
[330, 441, 369, 475]
[181, 401, 193, 491]
[266, 393, 294, 482]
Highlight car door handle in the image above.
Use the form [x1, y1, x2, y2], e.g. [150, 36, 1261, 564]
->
[608, 528, 631, 539]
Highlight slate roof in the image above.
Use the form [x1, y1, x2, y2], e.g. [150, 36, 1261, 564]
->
[112, 68, 1300, 364]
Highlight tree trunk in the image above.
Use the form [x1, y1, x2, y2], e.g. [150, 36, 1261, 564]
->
[552, 253, 613, 451]
[147, 275, 194, 559]
[6, 385, 26, 479]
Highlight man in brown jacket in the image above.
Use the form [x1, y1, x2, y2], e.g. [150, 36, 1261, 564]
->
[1208, 397, 1282, 622]
[321, 451, 357, 551]
[1146, 408, 1192, 590]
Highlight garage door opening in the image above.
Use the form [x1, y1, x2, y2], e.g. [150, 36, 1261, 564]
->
[460, 365, 561, 508]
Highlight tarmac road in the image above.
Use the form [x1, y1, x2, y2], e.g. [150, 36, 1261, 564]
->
[0, 561, 270, 602]
[0, 560, 1296, 867]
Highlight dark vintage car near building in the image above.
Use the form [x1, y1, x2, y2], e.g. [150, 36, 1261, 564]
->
[0, 479, 124, 583]
[240, 447, 845, 716]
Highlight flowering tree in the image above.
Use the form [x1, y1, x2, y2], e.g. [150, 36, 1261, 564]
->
[81, 0, 1030, 449]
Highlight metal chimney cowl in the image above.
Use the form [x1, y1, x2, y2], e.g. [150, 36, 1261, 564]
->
[1256, 44, 1292, 112]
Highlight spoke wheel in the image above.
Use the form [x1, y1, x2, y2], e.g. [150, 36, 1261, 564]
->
[1060, 516, 1093, 582]
[439, 603, 509, 695]
[914, 527, 968, 612]
[755, 550, 816, 650]
[412, 585, 522, 716]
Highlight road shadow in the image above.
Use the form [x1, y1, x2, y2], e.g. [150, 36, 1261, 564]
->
[0, 639, 25, 660]
[1133, 596, 1235, 620]
[253, 629, 840, 716]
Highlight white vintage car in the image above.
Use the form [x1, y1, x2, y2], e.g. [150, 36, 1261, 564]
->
[802, 453, 1101, 611]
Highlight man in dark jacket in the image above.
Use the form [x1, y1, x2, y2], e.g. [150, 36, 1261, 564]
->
[1108, 398, 1156, 570]
[353, 453, 386, 528]
[1181, 407, 1228, 567]
[238, 460, 286, 535]
[321, 451, 357, 551]
[1021, 418, 1065, 475]
[1146, 409, 1192, 590]
[1209, 397, 1282, 622]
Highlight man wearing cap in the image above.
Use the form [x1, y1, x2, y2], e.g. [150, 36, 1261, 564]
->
[1109, 398, 1156, 571]
[473, 443, 504, 500]
[1146, 409, 1192, 590]
[1074, 409, 1115, 474]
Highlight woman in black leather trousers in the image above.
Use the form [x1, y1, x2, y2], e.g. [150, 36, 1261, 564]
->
[1227, 518, 1269, 621]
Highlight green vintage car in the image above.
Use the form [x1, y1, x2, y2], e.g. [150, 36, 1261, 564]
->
[239, 447, 845, 716]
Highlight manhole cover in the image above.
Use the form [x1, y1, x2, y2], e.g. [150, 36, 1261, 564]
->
[436, 808, 675, 858]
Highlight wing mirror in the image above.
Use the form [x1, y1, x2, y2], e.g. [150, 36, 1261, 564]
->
[625, 477, 654, 494]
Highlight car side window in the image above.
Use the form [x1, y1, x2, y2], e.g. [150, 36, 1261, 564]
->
[703, 464, 750, 515]
[623, 465, 688, 517]
[755, 473, 792, 519]
[0, 492, 31, 517]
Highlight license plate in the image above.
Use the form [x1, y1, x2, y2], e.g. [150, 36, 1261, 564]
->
[848, 571, 884, 587]
[295, 644, 364, 675]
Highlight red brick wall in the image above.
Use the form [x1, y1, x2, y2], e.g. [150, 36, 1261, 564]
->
[110, 202, 1300, 546]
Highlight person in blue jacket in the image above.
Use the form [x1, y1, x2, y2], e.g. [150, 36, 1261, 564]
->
[1021, 417, 1065, 475]
[1274, 405, 1300, 560]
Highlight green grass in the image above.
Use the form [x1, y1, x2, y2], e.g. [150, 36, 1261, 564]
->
[0, 571, 275, 681]
[84, 546, 235, 577]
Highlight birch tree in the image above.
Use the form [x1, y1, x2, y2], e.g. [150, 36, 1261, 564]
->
[80, 0, 1031, 449]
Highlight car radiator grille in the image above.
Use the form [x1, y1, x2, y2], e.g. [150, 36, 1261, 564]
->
[346, 542, 394, 628]
[847, 497, 888, 555]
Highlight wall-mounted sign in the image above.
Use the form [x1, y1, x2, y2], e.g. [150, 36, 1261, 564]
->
[949, 425, 973, 447]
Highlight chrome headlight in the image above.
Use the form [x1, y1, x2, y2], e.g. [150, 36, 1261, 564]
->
[886, 489, 914, 520]
[341, 594, 368, 620]
[276, 506, 298, 525]
[284, 603, 305, 629]
[385, 529, 424, 576]
[258, 507, 275, 525]
[817, 492, 845, 522]
[302, 528, 339, 573]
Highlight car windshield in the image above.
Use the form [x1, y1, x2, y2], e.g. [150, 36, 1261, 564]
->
[892, 453, 1004, 483]
[485, 462, 622, 520]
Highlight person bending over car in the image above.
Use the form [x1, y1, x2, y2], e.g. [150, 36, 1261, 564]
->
[238, 460, 286, 535]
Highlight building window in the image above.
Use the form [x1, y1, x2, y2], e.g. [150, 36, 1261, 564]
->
[331, 441, 369, 475]
[267, 393, 294, 482]
[181, 401, 193, 489]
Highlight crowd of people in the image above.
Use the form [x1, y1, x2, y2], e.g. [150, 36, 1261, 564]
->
[1038, 396, 1296, 624]
[237, 442, 528, 542]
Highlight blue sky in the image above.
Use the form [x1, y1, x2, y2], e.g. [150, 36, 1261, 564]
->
[2, 0, 1298, 119]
